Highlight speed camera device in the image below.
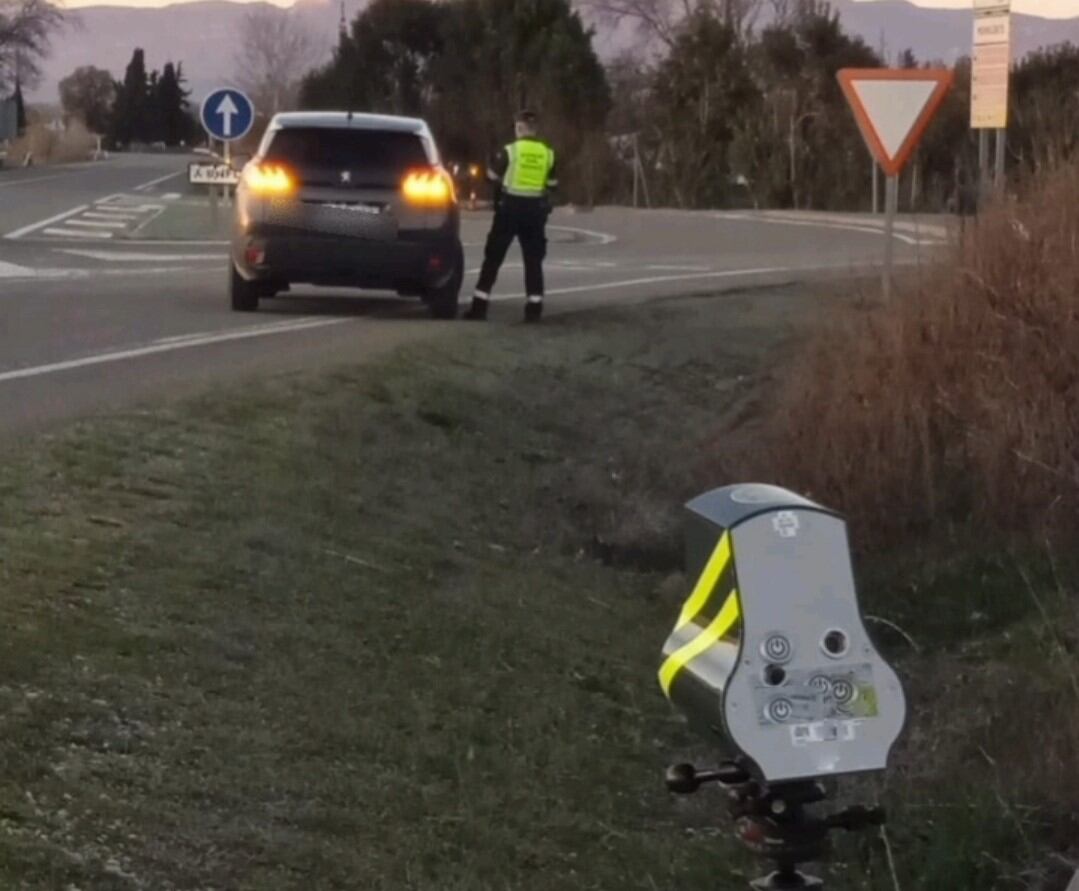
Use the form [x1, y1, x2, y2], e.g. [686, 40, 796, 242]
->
[659, 483, 906, 784]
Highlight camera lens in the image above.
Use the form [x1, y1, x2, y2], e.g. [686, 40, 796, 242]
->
[764, 665, 787, 687]
[822, 630, 849, 658]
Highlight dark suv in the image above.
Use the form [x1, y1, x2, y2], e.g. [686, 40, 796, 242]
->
[230, 112, 464, 318]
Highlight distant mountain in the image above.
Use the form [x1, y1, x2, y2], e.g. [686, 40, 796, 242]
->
[28, 0, 1079, 106]
[29, 0, 353, 104]
[832, 0, 1079, 63]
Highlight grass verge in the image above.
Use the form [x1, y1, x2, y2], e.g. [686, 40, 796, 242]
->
[1, 284, 1075, 890]
[0, 289, 809, 890]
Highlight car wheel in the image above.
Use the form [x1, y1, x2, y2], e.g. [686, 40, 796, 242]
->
[427, 243, 463, 320]
[230, 262, 260, 312]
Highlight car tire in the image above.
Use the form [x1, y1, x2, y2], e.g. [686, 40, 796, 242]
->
[427, 243, 463, 320]
[230, 262, 260, 312]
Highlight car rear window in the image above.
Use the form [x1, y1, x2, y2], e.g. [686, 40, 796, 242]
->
[263, 128, 431, 173]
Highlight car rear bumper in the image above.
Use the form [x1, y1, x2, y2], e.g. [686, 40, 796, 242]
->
[233, 227, 461, 292]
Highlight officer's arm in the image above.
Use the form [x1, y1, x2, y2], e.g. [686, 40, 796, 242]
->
[488, 148, 508, 203]
[547, 153, 559, 193]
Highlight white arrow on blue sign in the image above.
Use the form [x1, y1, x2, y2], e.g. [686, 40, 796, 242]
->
[200, 88, 255, 142]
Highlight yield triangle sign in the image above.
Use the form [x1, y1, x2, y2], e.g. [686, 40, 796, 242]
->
[837, 68, 954, 177]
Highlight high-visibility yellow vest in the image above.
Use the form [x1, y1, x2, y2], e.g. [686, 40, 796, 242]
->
[503, 139, 555, 197]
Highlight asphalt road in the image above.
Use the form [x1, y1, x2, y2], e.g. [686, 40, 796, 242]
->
[0, 153, 948, 434]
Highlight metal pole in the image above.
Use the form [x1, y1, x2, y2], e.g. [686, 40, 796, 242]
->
[872, 160, 879, 214]
[224, 140, 232, 207]
[994, 127, 1006, 192]
[978, 129, 989, 208]
[883, 175, 898, 301]
[632, 134, 640, 209]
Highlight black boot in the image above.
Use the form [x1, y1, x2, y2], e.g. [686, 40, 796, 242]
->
[524, 299, 543, 323]
[462, 295, 489, 321]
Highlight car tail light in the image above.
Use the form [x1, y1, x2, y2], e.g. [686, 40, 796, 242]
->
[402, 168, 455, 206]
[244, 162, 295, 196]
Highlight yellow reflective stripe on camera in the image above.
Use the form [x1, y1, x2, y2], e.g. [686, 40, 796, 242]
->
[659, 589, 741, 697]
[675, 532, 731, 631]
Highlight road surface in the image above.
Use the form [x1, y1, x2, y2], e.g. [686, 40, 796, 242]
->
[0, 154, 947, 434]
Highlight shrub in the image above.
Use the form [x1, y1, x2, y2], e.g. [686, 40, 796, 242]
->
[737, 165, 1079, 548]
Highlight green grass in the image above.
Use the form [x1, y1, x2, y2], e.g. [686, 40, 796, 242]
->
[0, 287, 1075, 890]
[0, 291, 815, 890]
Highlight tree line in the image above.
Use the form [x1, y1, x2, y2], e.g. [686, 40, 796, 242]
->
[27, 0, 1079, 210]
[298, 0, 1079, 211]
[59, 50, 198, 148]
[300, 0, 612, 203]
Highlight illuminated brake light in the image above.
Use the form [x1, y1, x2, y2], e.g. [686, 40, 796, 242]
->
[244, 163, 295, 195]
[402, 169, 454, 206]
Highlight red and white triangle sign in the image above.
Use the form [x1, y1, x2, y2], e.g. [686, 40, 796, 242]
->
[837, 69, 954, 177]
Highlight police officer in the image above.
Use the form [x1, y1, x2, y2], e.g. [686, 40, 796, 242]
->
[463, 110, 558, 323]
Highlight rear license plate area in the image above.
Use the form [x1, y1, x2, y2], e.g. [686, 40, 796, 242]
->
[300, 200, 397, 240]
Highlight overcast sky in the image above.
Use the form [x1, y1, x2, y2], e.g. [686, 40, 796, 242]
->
[59, 0, 1079, 16]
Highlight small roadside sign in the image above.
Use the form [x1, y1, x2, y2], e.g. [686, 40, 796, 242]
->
[200, 88, 255, 143]
[971, 5, 1012, 129]
[189, 161, 240, 186]
[837, 68, 954, 177]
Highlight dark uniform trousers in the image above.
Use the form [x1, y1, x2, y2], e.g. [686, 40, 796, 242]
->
[475, 194, 549, 298]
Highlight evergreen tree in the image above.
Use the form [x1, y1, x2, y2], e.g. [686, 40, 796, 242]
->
[300, 0, 610, 202]
[146, 68, 163, 143]
[109, 48, 149, 147]
[13, 76, 25, 134]
[157, 62, 192, 147]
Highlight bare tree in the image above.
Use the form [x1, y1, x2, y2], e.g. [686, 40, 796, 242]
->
[0, 0, 64, 93]
[581, 0, 760, 48]
[580, 0, 696, 49]
[234, 6, 321, 115]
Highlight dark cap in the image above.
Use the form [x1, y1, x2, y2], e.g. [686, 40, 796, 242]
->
[515, 109, 537, 124]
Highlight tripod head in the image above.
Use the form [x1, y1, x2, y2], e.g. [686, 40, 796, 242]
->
[665, 761, 886, 889]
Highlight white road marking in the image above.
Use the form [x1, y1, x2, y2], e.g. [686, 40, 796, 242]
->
[132, 206, 168, 236]
[489, 261, 876, 301]
[64, 219, 129, 229]
[5, 205, 90, 239]
[162, 192, 181, 201]
[548, 225, 618, 245]
[0, 318, 350, 385]
[644, 264, 712, 272]
[115, 239, 229, 247]
[0, 173, 76, 189]
[98, 202, 164, 214]
[722, 214, 942, 246]
[84, 210, 140, 220]
[133, 170, 185, 192]
[0, 260, 38, 277]
[42, 227, 114, 239]
[59, 250, 223, 262]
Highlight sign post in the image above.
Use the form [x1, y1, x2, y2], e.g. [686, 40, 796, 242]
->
[971, 0, 1011, 200]
[199, 88, 255, 209]
[837, 68, 954, 300]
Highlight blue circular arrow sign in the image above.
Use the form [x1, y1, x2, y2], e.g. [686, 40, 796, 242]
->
[200, 88, 255, 142]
